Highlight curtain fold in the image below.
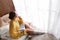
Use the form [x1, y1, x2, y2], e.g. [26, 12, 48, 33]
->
[48, 0, 60, 39]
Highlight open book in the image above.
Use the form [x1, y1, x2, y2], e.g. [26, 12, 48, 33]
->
[19, 24, 25, 31]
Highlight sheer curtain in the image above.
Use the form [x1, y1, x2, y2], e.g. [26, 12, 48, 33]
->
[12, 0, 49, 33]
[48, 0, 60, 39]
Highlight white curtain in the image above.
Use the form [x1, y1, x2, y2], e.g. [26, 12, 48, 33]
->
[12, 0, 60, 39]
[48, 0, 60, 39]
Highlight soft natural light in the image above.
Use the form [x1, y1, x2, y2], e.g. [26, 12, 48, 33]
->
[12, 0, 49, 32]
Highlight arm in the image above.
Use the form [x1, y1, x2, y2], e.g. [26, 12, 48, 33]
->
[18, 16, 23, 25]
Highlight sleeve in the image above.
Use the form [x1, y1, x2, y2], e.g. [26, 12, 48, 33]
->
[18, 17, 23, 24]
